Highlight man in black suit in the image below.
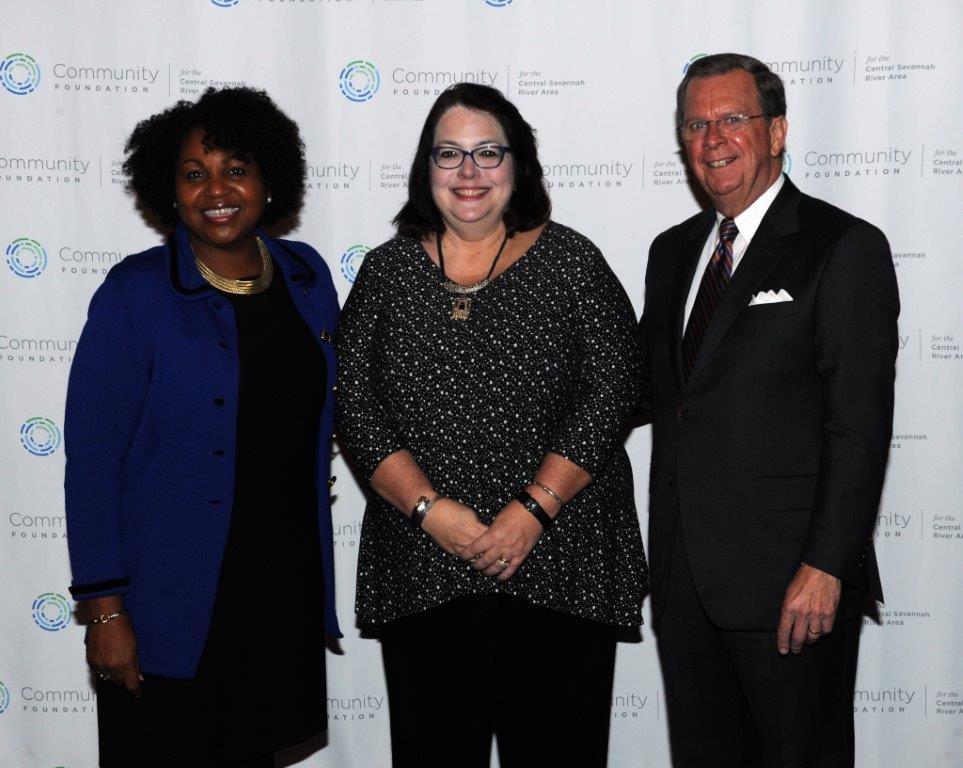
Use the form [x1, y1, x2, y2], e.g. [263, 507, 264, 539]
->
[639, 53, 899, 766]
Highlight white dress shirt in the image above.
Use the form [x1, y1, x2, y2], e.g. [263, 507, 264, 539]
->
[683, 174, 785, 331]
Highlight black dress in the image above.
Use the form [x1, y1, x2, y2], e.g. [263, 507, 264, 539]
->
[96, 271, 327, 767]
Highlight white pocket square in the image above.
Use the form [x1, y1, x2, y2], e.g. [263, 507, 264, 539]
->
[748, 289, 793, 306]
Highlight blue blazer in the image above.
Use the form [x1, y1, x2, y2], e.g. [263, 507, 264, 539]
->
[65, 224, 341, 678]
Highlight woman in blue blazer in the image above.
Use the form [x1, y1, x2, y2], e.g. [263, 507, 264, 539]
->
[65, 87, 340, 768]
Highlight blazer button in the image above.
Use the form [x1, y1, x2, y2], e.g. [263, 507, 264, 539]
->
[331, 432, 338, 441]
[213, 397, 226, 406]
[319, 330, 332, 343]
[212, 449, 226, 456]
[327, 475, 337, 488]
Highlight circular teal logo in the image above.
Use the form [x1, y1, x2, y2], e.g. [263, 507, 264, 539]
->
[339, 60, 380, 103]
[0, 681, 9, 714]
[211, 0, 239, 6]
[340, 245, 370, 283]
[6, 237, 47, 278]
[486, 0, 514, 6]
[20, 417, 62, 456]
[783, 151, 792, 174]
[33, 593, 72, 631]
[1, 53, 41, 95]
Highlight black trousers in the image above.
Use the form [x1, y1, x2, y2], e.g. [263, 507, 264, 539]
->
[380, 594, 618, 768]
[654, 526, 861, 768]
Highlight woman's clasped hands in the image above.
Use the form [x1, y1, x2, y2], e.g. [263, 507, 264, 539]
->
[421, 494, 556, 582]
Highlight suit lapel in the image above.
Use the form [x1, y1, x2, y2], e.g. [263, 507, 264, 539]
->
[670, 211, 715, 392]
[684, 177, 802, 392]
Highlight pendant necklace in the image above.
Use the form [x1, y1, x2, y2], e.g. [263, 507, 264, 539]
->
[436, 230, 510, 320]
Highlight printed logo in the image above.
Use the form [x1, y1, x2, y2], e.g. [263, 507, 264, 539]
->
[782, 151, 792, 174]
[486, 0, 513, 6]
[19, 685, 95, 714]
[767, 56, 844, 86]
[542, 158, 635, 191]
[6, 237, 47, 278]
[853, 686, 917, 714]
[683, 53, 708, 74]
[340, 245, 370, 283]
[306, 160, 360, 191]
[334, 519, 362, 549]
[328, 693, 384, 721]
[32, 593, 72, 632]
[20, 417, 62, 457]
[211, 0, 239, 6]
[802, 146, 912, 180]
[7, 511, 67, 541]
[0, 681, 9, 714]
[611, 689, 656, 720]
[339, 60, 380, 103]
[1, 53, 41, 95]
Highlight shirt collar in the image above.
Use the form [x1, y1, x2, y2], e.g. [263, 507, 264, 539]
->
[717, 173, 785, 245]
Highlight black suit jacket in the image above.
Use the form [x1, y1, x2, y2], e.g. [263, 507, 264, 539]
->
[640, 177, 899, 631]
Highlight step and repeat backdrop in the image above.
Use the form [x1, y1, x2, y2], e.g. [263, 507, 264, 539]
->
[1, 1, 961, 766]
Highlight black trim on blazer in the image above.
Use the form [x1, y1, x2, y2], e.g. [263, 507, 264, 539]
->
[167, 235, 318, 295]
[69, 576, 131, 598]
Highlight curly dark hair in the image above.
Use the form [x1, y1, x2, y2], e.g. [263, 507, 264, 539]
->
[393, 83, 551, 240]
[123, 87, 306, 227]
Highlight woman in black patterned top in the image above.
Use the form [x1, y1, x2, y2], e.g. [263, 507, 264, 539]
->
[336, 83, 646, 768]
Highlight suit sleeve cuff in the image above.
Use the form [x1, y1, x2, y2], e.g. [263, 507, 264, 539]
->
[69, 576, 130, 600]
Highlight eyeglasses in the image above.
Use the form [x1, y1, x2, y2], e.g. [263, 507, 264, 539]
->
[430, 144, 512, 169]
[678, 114, 767, 142]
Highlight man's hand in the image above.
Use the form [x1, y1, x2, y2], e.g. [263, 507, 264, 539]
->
[776, 563, 842, 655]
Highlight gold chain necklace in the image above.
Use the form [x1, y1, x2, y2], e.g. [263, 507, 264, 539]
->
[194, 237, 273, 295]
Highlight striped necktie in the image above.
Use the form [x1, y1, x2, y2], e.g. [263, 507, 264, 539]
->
[682, 217, 738, 380]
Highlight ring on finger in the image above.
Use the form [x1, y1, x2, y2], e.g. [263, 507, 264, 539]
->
[497, 556, 510, 567]
[807, 628, 820, 635]
[96, 671, 111, 681]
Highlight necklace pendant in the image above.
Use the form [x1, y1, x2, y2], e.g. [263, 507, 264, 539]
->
[450, 297, 472, 320]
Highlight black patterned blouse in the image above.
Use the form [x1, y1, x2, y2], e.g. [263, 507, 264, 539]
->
[335, 221, 648, 626]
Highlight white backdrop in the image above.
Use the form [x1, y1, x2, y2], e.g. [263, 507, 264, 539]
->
[1, 1, 961, 767]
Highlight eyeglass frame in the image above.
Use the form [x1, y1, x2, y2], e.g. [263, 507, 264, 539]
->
[677, 113, 769, 142]
[429, 144, 513, 169]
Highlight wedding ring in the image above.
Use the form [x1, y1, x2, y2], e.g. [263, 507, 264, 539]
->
[807, 628, 820, 635]
[497, 556, 510, 567]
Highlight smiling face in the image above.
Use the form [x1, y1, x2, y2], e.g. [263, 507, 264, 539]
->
[682, 69, 787, 217]
[429, 105, 514, 239]
[174, 127, 269, 260]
